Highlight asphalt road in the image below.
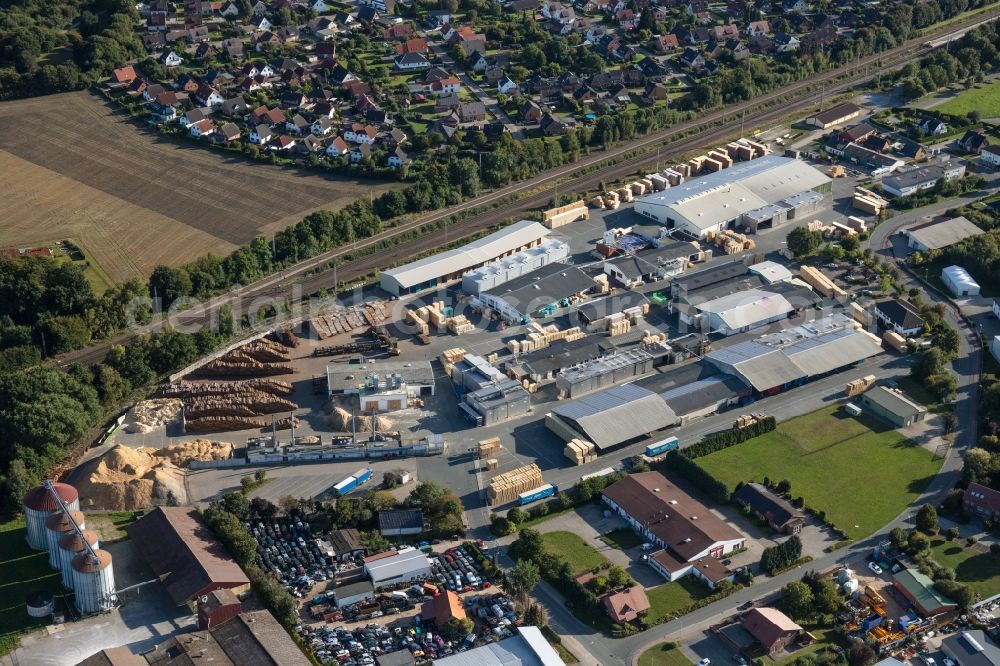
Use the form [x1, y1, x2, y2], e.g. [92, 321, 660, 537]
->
[50, 11, 1000, 371]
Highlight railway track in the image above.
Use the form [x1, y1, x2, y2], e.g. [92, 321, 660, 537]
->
[54, 8, 1000, 368]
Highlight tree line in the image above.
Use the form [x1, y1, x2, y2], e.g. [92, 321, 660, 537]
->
[0, 0, 144, 99]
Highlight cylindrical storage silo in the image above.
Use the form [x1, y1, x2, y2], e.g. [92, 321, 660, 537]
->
[71, 550, 115, 615]
[45, 511, 85, 569]
[26, 591, 55, 618]
[23, 483, 79, 550]
[57, 530, 100, 589]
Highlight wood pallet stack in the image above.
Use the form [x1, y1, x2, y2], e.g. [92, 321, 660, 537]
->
[485, 458, 499, 471]
[441, 348, 466, 365]
[486, 463, 543, 506]
[590, 196, 606, 209]
[845, 374, 877, 397]
[641, 330, 666, 345]
[311, 301, 389, 339]
[564, 439, 597, 466]
[448, 315, 474, 335]
[405, 309, 430, 336]
[616, 186, 634, 203]
[520, 379, 539, 393]
[478, 437, 502, 459]
[603, 191, 620, 209]
[607, 313, 631, 337]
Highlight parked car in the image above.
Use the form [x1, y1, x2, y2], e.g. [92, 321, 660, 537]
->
[868, 562, 883, 575]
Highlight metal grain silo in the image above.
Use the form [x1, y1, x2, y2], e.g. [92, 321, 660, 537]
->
[23, 483, 79, 550]
[57, 529, 100, 589]
[71, 550, 116, 614]
[44, 510, 85, 569]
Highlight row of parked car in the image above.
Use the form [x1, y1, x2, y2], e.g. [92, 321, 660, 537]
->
[431, 545, 489, 592]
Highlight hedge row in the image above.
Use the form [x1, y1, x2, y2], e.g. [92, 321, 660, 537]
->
[681, 417, 777, 459]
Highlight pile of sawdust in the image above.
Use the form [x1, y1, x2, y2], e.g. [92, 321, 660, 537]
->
[319, 402, 394, 433]
[125, 399, 183, 433]
[75, 440, 233, 510]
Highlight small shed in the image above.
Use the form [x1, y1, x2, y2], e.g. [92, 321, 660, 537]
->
[859, 385, 927, 428]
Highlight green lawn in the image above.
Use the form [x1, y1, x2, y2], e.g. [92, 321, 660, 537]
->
[0, 519, 73, 655]
[936, 81, 1000, 119]
[929, 538, 1000, 598]
[540, 531, 608, 575]
[645, 577, 712, 623]
[639, 643, 692, 666]
[764, 627, 842, 666]
[599, 528, 644, 551]
[698, 405, 942, 539]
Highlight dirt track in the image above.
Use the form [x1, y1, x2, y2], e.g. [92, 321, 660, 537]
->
[0, 91, 398, 282]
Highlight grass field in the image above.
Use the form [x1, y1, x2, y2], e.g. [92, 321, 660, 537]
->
[764, 627, 842, 666]
[698, 405, 942, 539]
[0, 91, 400, 283]
[540, 531, 608, 575]
[0, 519, 72, 656]
[936, 81, 1000, 119]
[929, 538, 1000, 598]
[646, 578, 712, 623]
[638, 643, 691, 666]
[599, 528, 644, 551]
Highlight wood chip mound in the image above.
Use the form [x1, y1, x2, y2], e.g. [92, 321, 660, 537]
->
[319, 401, 393, 433]
[125, 398, 183, 433]
[75, 440, 233, 510]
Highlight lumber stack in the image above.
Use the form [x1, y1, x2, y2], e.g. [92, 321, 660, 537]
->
[641, 330, 666, 345]
[607, 313, 631, 336]
[542, 200, 589, 229]
[448, 314, 474, 335]
[190, 360, 292, 378]
[485, 458, 499, 471]
[564, 439, 596, 466]
[486, 463, 543, 506]
[185, 415, 266, 433]
[161, 378, 295, 398]
[441, 348, 466, 365]
[405, 309, 430, 336]
[882, 331, 907, 352]
[310, 301, 389, 339]
[186, 391, 298, 420]
[845, 374, 876, 397]
[478, 437, 502, 459]
[272, 327, 300, 348]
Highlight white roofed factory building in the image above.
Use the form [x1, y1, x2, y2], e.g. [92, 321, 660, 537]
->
[633, 156, 832, 238]
[380, 220, 550, 297]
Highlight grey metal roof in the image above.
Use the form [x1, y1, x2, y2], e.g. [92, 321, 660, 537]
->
[333, 579, 374, 599]
[551, 384, 677, 450]
[862, 385, 927, 419]
[784, 327, 884, 377]
[905, 216, 984, 250]
[382, 220, 549, 290]
[672, 260, 749, 291]
[658, 375, 747, 416]
[522, 338, 614, 376]
[694, 288, 795, 331]
[378, 509, 423, 532]
[576, 291, 648, 323]
[942, 631, 1000, 666]
[434, 630, 564, 666]
[882, 163, 956, 191]
[636, 156, 831, 231]
[483, 263, 594, 315]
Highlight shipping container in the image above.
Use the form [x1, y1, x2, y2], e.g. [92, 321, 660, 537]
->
[645, 436, 680, 458]
[517, 484, 556, 506]
[580, 467, 616, 482]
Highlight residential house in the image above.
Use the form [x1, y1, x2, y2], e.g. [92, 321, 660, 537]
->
[280, 91, 307, 109]
[638, 56, 669, 78]
[189, 119, 215, 137]
[840, 122, 876, 143]
[919, 117, 948, 136]
[743, 608, 803, 657]
[314, 101, 337, 120]
[274, 135, 296, 151]
[782, 0, 807, 10]
[497, 76, 519, 95]
[142, 32, 167, 49]
[484, 66, 506, 86]
[311, 117, 334, 136]
[350, 143, 373, 163]
[540, 113, 573, 136]
[150, 103, 177, 122]
[521, 100, 543, 123]
[326, 136, 349, 157]
[483, 122, 507, 141]
[773, 33, 800, 52]
[366, 108, 389, 125]
[429, 76, 461, 97]
[219, 1, 239, 17]
[680, 47, 706, 71]
[642, 81, 669, 104]
[344, 123, 377, 144]
[981, 144, 1000, 168]
[286, 114, 310, 134]
[394, 52, 430, 70]
[383, 22, 413, 40]
[896, 137, 927, 161]
[395, 38, 428, 55]
[294, 134, 323, 155]
[359, 0, 394, 14]
[216, 122, 241, 142]
[387, 147, 411, 168]
[713, 23, 740, 40]
[617, 8, 638, 30]
[426, 9, 452, 27]
[217, 96, 246, 117]
[250, 16, 271, 31]
[458, 101, 487, 123]
[873, 299, 925, 337]
[733, 483, 805, 534]
[249, 124, 273, 144]
[162, 50, 184, 67]
[434, 92, 460, 112]
[312, 0, 329, 11]
[387, 127, 407, 146]
[881, 161, 966, 197]
[650, 33, 680, 51]
[111, 66, 138, 84]
[252, 106, 286, 126]
[963, 482, 1000, 522]
[142, 83, 166, 102]
[195, 84, 224, 107]
[357, 6, 380, 23]
[958, 129, 990, 154]
[603, 586, 650, 623]
[747, 19, 771, 36]
[181, 107, 213, 126]
[222, 38, 243, 59]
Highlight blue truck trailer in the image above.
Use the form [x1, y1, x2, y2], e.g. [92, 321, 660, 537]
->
[332, 467, 373, 497]
[645, 436, 679, 458]
[517, 484, 556, 506]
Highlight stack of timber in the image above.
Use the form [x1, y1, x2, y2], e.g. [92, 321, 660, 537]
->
[845, 375, 877, 397]
[310, 301, 389, 339]
[486, 463, 543, 506]
[564, 439, 597, 466]
[478, 437, 502, 459]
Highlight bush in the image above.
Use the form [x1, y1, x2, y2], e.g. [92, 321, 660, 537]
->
[664, 452, 731, 503]
[680, 417, 777, 458]
[761, 536, 803, 575]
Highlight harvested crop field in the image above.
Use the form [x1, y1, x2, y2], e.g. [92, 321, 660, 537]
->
[0, 91, 399, 283]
